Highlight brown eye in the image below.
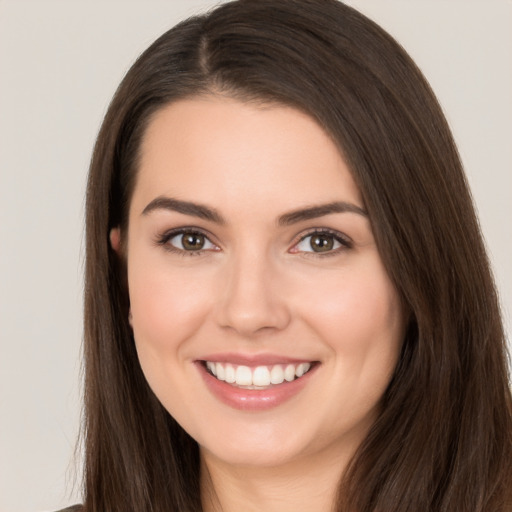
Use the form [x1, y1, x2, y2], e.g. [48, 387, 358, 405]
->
[182, 233, 205, 250]
[310, 234, 334, 252]
[294, 231, 347, 254]
[167, 231, 216, 252]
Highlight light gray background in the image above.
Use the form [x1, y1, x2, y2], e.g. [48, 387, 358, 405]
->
[0, 1, 510, 511]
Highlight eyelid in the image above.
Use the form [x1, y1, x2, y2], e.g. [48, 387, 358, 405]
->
[155, 226, 352, 257]
[289, 228, 353, 255]
[155, 226, 220, 254]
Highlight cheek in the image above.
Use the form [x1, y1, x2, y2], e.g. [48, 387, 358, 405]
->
[127, 258, 215, 357]
[303, 264, 403, 427]
[299, 259, 403, 372]
[126, 259, 216, 415]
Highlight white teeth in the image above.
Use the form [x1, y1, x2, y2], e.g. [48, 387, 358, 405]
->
[253, 366, 271, 386]
[284, 364, 296, 382]
[296, 362, 311, 377]
[225, 364, 236, 383]
[235, 365, 253, 386]
[215, 362, 225, 381]
[207, 361, 216, 376]
[270, 365, 285, 384]
[205, 361, 313, 387]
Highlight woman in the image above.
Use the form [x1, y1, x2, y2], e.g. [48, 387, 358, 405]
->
[76, 0, 512, 510]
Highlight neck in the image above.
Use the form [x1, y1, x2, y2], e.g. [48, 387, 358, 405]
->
[200, 444, 354, 512]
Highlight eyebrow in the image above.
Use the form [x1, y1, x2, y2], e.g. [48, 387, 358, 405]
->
[142, 196, 367, 225]
[277, 201, 368, 226]
[142, 196, 226, 224]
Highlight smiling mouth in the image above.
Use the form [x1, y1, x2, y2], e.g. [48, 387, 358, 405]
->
[203, 361, 315, 389]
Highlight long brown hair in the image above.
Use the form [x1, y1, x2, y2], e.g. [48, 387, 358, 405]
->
[83, 0, 512, 510]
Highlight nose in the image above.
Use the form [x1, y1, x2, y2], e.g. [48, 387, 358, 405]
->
[215, 249, 291, 337]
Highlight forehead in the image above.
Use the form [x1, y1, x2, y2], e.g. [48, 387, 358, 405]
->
[132, 96, 363, 216]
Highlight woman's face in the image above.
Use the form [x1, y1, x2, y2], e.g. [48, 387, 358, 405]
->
[120, 96, 404, 470]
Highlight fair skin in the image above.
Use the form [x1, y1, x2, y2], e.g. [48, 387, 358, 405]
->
[111, 96, 404, 512]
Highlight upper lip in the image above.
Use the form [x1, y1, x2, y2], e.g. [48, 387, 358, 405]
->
[197, 352, 316, 366]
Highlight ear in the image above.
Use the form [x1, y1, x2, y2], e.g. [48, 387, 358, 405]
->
[109, 227, 122, 254]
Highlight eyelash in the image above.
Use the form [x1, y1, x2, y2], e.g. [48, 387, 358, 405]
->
[155, 227, 352, 257]
[292, 228, 353, 258]
[155, 227, 217, 257]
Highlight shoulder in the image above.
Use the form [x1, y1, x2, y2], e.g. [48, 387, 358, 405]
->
[54, 506, 83, 512]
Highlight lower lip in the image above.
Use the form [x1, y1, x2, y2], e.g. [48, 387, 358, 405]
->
[196, 362, 317, 411]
